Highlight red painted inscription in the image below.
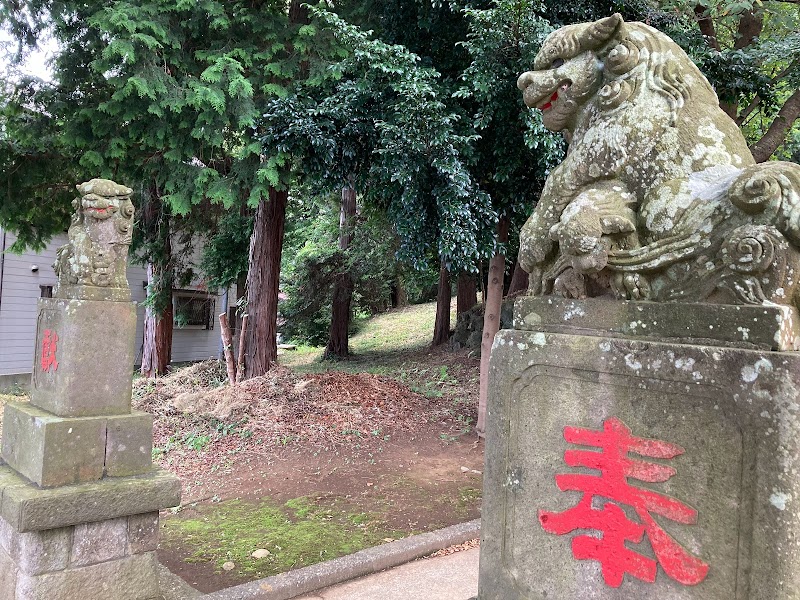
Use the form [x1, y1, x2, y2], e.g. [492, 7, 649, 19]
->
[539, 417, 709, 587]
[40, 329, 59, 372]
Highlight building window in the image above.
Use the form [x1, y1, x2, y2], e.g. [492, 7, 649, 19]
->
[40, 285, 53, 298]
[173, 292, 215, 330]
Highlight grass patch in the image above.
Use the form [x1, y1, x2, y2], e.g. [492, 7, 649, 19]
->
[161, 496, 407, 579]
[456, 487, 482, 516]
[347, 302, 444, 354]
[280, 300, 455, 372]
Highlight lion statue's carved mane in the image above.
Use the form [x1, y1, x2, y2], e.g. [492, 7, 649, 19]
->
[517, 13, 800, 307]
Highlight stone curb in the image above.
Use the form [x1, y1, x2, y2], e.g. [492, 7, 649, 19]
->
[202, 519, 481, 600]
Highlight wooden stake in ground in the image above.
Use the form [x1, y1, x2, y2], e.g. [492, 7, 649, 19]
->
[219, 313, 237, 385]
[236, 314, 248, 384]
[477, 217, 509, 437]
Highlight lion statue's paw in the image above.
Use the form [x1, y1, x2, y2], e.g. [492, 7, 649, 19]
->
[612, 272, 651, 301]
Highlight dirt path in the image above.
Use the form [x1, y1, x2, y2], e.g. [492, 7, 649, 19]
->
[158, 425, 484, 593]
[140, 346, 485, 594]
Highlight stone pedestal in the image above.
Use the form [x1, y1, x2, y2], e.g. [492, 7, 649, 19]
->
[477, 297, 800, 600]
[0, 295, 180, 599]
[30, 298, 137, 417]
[2, 299, 153, 487]
[0, 469, 180, 600]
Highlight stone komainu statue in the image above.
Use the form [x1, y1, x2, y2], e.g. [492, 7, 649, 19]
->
[518, 13, 800, 307]
[53, 179, 135, 301]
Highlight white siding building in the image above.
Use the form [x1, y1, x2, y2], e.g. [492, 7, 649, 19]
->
[0, 228, 226, 387]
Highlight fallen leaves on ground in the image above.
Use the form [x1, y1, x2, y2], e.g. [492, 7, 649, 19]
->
[426, 538, 480, 558]
[133, 360, 476, 479]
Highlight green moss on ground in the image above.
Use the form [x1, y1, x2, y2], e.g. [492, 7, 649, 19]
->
[456, 487, 482, 517]
[161, 496, 407, 579]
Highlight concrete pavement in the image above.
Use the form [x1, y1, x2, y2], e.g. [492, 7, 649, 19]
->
[294, 547, 479, 600]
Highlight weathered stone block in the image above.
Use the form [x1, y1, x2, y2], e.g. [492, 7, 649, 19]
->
[478, 322, 800, 599]
[0, 467, 181, 533]
[15, 552, 161, 600]
[514, 296, 800, 351]
[0, 469, 31, 537]
[1, 402, 106, 488]
[127, 512, 159, 555]
[0, 511, 13, 555]
[71, 517, 127, 567]
[30, 298, 137, 418]
[105, 412, 154, 477]
[14, 525, 71, 575]
[0, 544, 18, 599]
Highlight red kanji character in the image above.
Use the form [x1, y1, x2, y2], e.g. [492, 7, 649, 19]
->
[40, 329, 59, 372]
[540, 417, 709, 588]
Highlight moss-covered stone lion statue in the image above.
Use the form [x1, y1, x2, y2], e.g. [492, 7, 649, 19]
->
[517, 13, 800, 307]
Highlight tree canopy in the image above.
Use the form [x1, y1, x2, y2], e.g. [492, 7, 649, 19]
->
[260, 6, 498, 273]
[657, 0, 800, 161]
[0, 0, 316, 247]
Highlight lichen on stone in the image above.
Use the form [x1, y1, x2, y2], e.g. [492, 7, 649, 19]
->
[516, 14, 800, 309]
[53, 178, 135, 302]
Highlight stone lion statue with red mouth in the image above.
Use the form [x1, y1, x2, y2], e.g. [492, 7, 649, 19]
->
[518, 13, 800, 307]
[53, 178, 135, 301]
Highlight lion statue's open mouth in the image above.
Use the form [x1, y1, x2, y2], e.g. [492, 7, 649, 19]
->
[517, 14, 800, 308]
[82, 195, 121, 220]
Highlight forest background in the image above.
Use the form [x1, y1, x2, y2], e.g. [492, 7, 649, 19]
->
[1, 0, 798, 433]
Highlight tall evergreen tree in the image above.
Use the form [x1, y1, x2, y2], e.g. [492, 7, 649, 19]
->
[260, 6, 496, 355]
[0, 0, 319, 376]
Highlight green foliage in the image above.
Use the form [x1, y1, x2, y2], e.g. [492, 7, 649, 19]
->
[280, 207, 341, 345]
[280, 197, 399, 346]
[534, 0, 642, 27]
[657, 0, 800, 153]
[0, 0, 314, 252]
[337, 0, 479, 81]
[455, 0, 564, 263]
[200, 211, 254, 290]
[181, 430, 212, 452]
[261, 5, 497, 274]
[399, 257, 442, 304]
[0, 80, 77, 250]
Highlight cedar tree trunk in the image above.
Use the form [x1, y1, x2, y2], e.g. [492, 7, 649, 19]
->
[477, 217, 510, 436]
[391, 277, 408, 308]
[507, 260, 529, 296]
[239, 0, 309, 376]
[325, 184, 357, 359]
[242, 188, 287, 378]
[456, 272, 477, 316]
[432, 259, 452, 346]
[140, 192, 173, 378]
[141, 263, 173, 377]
